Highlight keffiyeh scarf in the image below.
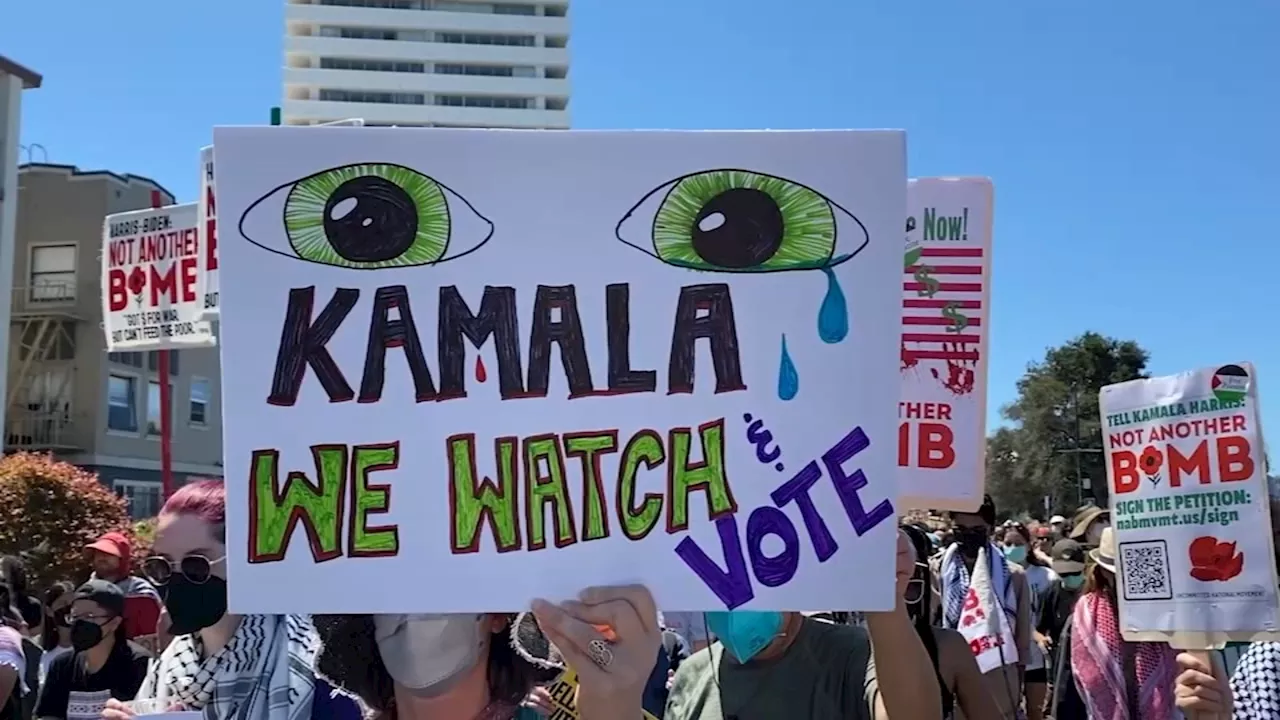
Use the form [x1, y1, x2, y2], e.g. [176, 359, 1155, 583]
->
[940, 543, 1017, 629]
[138, 614, 319, 720]
[1069, 591, 1176, 720]
[1230, 641, 1280, 719]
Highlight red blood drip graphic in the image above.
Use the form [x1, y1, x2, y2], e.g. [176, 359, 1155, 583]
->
[475, 355, 488, 383]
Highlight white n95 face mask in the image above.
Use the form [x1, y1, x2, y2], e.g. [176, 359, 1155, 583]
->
[374, 613, 487, 696]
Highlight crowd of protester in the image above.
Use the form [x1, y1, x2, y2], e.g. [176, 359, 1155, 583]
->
[0, 482, 1274, 718]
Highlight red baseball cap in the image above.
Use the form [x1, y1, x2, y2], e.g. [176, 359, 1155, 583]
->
[86, 531, 131, 557]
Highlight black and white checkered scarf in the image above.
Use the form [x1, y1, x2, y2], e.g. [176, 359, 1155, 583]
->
[138, 614, 318, 720]
[1231, 641, 1280, 719]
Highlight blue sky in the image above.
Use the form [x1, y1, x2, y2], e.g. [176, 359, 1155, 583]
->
[3, 0, 1277, 453]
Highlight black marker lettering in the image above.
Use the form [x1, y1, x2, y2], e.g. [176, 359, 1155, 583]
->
[268, 287, 357, 405]
[359, 285, 435, 403]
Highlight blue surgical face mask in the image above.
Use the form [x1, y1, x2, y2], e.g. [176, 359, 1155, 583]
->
[1061, 574, 1084, 591]
[704, 611, 784, 663]
[1003, 545, 1027, 565]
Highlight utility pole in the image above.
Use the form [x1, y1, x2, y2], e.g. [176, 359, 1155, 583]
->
[1056, 385, 1103, 507]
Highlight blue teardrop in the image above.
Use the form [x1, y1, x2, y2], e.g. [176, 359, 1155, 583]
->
[817, 266, 849, 344]
[778, 335, 799, 401]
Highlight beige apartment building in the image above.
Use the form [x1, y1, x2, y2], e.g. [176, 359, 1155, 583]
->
[6, 164, 223, 518]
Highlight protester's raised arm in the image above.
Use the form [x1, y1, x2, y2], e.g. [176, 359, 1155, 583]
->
[865, 530, 942, 720]
[533, 584, 662, 720]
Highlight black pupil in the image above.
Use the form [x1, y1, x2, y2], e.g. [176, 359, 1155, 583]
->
[323, 176, 418, 263]
[690, 187, 784, 269]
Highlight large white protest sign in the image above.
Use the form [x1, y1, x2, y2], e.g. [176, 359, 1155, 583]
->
[214, 127, 905, 613]
[898, 178, 993, 511]
[102, 203, 215, 351]
[1101, 363, 1280, 642]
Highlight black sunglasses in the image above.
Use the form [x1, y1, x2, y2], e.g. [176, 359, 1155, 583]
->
[141, 554, 224, 585]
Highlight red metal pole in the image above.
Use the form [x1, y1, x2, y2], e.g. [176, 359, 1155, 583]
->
[151, 190, 174, 500]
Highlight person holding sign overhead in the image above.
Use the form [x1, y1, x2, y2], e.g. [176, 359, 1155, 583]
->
[1051, 528, 1179, 719]
[311, 587, 663, 720]
[663, 529, 942, 720]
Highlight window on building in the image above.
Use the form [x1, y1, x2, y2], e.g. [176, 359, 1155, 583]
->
[546, 97, 567, 111]
[320, 0, 422, 7]
[108, 375, 138, 433]
[493, 3, 535, 14]
[435, 95, 532, 109]
[146, 350, 180, 375]
[29, 244, 77, 302]
[108, 351, 144, 368]
[146, 381, 171, 437]
[320, 89, 426, 105]
[190, 378, 211, 426]
[435, 63, 534, 77]
[436, 32, 535, 46]
[320, 58, 425, 73]
[545, 66, 567, 79]
[113, 480, 162, 520]
[543, 4, 567, 17]
[320, 26, 400, 40]
[544, 35, 567, 48]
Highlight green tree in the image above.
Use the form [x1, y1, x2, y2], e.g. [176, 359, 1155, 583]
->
[989, 332, 1150, 516]
[0, 453, 135, 590]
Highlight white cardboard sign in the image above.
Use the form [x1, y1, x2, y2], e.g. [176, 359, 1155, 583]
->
[214, 127, 906, 613]
[102, 203, 215, 350]
[1102, 363, 1280, 641]
[898, 178, 993, 511]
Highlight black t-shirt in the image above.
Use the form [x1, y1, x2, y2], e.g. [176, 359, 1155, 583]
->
[34, 640, 148, 720]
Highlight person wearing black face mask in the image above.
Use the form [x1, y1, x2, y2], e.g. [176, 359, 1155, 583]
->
[102, 480, 360, 720]
[932, 495, 1032, 720]
[35, 580, 148, 720]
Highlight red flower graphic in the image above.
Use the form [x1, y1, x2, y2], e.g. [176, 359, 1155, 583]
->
[126, 267, 147, 297]
[1139, 446, 1164, 475]
[1188, 535, 1244, 582]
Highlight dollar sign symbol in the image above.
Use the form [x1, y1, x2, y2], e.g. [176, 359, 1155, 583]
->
[943, 301, 969, 332]
[913, 265, 939, 297]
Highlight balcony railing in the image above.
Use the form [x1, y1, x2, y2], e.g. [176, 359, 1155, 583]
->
[11, 281, 86, 319]
[4, 408, 85, 452]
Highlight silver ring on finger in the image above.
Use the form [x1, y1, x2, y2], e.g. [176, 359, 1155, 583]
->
[587, 638, 614, 669]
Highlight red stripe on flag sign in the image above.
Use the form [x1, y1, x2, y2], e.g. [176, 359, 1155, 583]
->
[902, 299, 982, 309]
[919, 247, 983, 257]
[901, 333, 981, 343]
[907, 349, 980, 362]
[903, 282, 983, 293]
[904, 316, 983, 327]
[904, 264, 983, 275]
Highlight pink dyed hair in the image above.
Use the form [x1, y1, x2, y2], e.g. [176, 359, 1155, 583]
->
[160, 479, 226, 542]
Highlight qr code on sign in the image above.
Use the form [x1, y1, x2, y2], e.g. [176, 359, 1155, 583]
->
[1119, 540, 1173, 601]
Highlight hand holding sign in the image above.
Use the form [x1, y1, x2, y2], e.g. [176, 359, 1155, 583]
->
[1174, 651, 1232, 719]
[531, 585, 662, 720]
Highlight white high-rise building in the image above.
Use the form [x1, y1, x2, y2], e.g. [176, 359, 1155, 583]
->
[283, 0, 570, 129]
